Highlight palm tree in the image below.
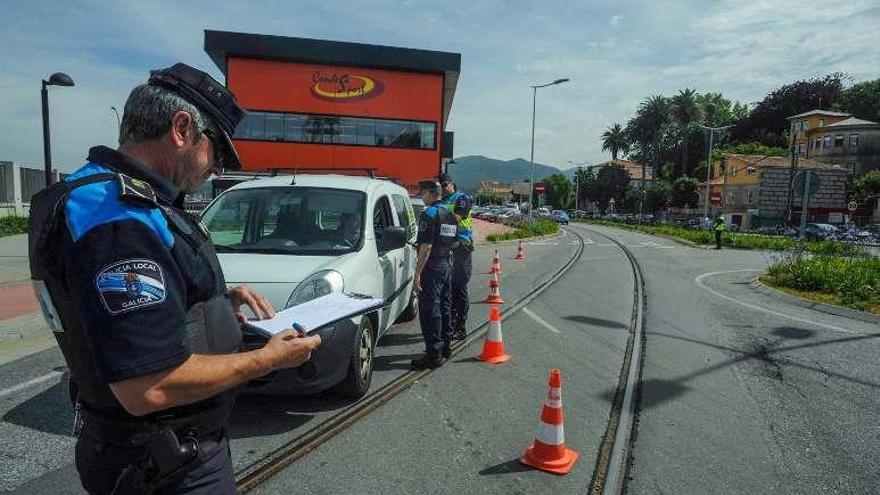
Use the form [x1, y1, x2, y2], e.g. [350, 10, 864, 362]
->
[671, 88, 701, 177]
[601, 123, 629, 160]
[639, 95, 670, 190]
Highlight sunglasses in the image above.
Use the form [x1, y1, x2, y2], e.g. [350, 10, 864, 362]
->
[201, 128, 226, 172]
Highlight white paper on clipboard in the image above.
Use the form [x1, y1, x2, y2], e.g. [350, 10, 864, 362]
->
[246, 293, 384, 338]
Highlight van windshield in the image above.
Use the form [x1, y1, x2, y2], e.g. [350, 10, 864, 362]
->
[201, 187, 367, 256]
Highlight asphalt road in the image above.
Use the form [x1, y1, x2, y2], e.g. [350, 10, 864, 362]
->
[582, 225, 880, 495]
[0, 233, 582, 493]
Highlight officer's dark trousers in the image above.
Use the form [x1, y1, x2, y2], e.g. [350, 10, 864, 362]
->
[451, 248, 472, 328]
[76, 424, 235, 495]
[418, 260, 452, 353]
[715, 230, 722, 249]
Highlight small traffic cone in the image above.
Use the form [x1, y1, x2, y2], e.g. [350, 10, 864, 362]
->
[488, 249, 503, 274]
[477, 306, 510, 364]
[514, 241, 526, 260]
[483, 271, 504, 304]
[519, 369, 580, 475]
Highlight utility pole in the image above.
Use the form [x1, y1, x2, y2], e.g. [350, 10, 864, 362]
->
[697, 124, 733, 220]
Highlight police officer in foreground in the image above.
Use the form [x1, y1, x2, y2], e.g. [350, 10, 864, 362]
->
[438, 173, 474, 341]
[411, 180, 459, 369]
[28, 63, 321, 494]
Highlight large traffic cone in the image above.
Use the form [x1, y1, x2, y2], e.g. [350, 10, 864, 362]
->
[477, 306, 510, 364]
[482, 271, 504, 304]
[488, 249, 503, 274]
[514, 241, 526, 260]
[519, 369, 580, 475]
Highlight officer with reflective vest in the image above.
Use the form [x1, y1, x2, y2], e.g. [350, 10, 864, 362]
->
[28, 63, 321, 494]
[714, 214, 725, 249]
[411, 180, 459, 369]
[438, 173, 474, 340]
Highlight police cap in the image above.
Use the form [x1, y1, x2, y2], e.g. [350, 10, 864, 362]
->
[148, 63, 245, 170]
[418, 180, 441, 194]
[438, 173, 454, 185]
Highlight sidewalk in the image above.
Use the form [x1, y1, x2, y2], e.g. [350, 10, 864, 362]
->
[0, 233, 54, 365]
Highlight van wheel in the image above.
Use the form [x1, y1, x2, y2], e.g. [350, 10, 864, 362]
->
[396, 293, 418, 323]
[334, 316, 375, 399]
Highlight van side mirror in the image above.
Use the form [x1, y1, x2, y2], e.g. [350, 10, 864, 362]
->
[378, 226, 407, 251]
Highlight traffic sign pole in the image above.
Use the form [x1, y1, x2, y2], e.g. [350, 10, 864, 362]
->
[799, 171, 810, 240]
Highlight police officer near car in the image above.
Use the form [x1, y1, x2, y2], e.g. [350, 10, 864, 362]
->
[28, 63, 322, 494]
[438, 173, 474, 341]
[714, 213, 725, 249]
[411, 179, 459, 369]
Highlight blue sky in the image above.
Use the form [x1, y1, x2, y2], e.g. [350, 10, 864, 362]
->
[2, 0, 879, 173]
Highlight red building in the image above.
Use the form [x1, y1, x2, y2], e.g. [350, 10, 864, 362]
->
[204, 30, 460, 191]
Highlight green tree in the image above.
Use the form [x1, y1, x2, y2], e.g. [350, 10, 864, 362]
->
[573, 167, 594, 209]
[601, 123, 630, 160]
[627, 95, 670, 191]
[585, 165, 630, 211]
[670, 176, 700, 208]
[671, 88, 702, 177]
[543, 174, 573, 210]
[837, 79, 880, 121]
[645, 180, 672, 212]
[849, 170, 880, 204]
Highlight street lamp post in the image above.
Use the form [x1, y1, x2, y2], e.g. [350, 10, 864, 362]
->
[41, 72, 75, 186]
[567, 160, 588, 212]
[696, 124, 733, 221]
[529, 78, 569, 218]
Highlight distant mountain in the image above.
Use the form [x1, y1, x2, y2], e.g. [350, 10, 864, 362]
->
[447, 155, 563, 193]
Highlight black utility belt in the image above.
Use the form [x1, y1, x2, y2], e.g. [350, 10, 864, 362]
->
[427, 254, 452, 264]
[80, 404, 227, 443]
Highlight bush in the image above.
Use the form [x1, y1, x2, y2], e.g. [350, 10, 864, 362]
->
[0, 216, 28, 237]
[765, 253, 880, 311]
[487, 219, 559, 242]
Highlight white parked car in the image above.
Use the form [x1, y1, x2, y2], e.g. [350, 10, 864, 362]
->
[201, 174, 418, 398]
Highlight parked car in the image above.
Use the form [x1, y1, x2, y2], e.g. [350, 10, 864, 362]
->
[201, 174, 418, 398]
[551, 210, 570, 224]
[803, 222, 839, 240]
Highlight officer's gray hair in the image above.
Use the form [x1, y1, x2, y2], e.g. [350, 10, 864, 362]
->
[118, 84, 211, 146]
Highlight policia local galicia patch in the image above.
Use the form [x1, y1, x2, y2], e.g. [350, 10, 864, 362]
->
[95, 259, 167, 314]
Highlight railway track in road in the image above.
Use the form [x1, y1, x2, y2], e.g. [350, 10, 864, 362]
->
[575, 226, 647, 495]
[235, 229, 586, 493]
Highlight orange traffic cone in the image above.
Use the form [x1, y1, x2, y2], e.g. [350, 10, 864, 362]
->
[477, 306, 510, 364]
[483, 271, 504, 304]
[488, 249, 503, 274]
[514, 241, 526, 260]
[519, 369, 580, 475]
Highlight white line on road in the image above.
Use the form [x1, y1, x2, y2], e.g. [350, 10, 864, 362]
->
[694, 270, 857, 334]
[0, 370, 63, 399]
[522, 307, 561, 333]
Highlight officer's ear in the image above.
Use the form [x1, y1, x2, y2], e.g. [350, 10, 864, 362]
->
[169, 111, 196, 148]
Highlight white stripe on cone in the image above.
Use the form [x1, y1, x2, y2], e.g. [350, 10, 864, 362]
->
[487, 320, 503, 342]
[545, 386, 562, 408]
[537, 422, 565, 445]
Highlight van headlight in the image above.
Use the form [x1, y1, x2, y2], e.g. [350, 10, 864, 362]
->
[286, 270, 344, 308]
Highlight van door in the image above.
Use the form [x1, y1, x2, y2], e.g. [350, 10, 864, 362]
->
[391, 193, 417, 315]
[373, 195, 398, 332]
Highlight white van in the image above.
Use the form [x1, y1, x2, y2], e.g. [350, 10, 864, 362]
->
[201, 174, 418, 398]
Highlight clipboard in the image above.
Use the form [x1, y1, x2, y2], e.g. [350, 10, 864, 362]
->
[245, 293, 384, 338]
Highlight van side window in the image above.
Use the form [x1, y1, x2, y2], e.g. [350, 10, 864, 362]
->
[391, 194, 416, 239]
[374, 196, 394, 251]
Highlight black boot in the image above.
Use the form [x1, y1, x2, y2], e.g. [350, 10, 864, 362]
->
[452, 322, 467, 341]
[441, 344, 452, 359]
[411, 352, 444, 370]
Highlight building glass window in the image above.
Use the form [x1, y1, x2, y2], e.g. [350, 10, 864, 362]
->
[834, 135, 844, 147]
[747, 189, 754, 204]
[798, 142, 806, 154]
[849, 134, 859, 148]
[819, 119, 825, 127]
[235, 111, 437, 150]
[815, 138, 822, 150]
[823, 136, 831, 148]
[847, 160, 856, 175]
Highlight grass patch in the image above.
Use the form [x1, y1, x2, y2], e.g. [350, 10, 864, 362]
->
[762, 254, 880, 314]
[0, 216, 28, 237]
[486, 219, 559, 242]
[577, 218, 864, 256]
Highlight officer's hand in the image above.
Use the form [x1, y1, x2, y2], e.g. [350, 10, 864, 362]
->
[413, 274, 422, 294]
[228, 285, 276, 321]
[262, 329, 322, 369]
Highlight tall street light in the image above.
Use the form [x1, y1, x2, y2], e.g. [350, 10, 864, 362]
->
[42, 72, 75, 186]
[567, 160, 588, 211]
[696, 124, 733, 220]
[529, 78, 569, 218]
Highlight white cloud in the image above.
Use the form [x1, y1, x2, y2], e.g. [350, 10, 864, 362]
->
[610, 15, 624, 29]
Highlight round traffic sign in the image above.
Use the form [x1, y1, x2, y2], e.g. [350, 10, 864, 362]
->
[847, 200, 858, 212]
[793, 170, 821, 197]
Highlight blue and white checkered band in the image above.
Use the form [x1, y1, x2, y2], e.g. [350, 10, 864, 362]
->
[95, 259, 166, 315]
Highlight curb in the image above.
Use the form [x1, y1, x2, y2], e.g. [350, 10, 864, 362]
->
[749, 277, 880, 325]
[480, 229, 564, 245]
[574, 222, 712, 250]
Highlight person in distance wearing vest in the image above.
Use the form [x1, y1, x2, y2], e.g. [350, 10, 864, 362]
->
[28, 63, 321, 494]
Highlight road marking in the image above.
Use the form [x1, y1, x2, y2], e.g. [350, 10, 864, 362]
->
[522, 307, 561, 333]
[694, 270, 858, 334]
[0, 370, 63, 399]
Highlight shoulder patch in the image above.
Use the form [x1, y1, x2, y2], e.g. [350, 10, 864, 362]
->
[118, 174, 157, 207]
[95, 259, 166, 315]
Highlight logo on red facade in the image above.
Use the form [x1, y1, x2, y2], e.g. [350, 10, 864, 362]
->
[311, 71, 384, 102]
